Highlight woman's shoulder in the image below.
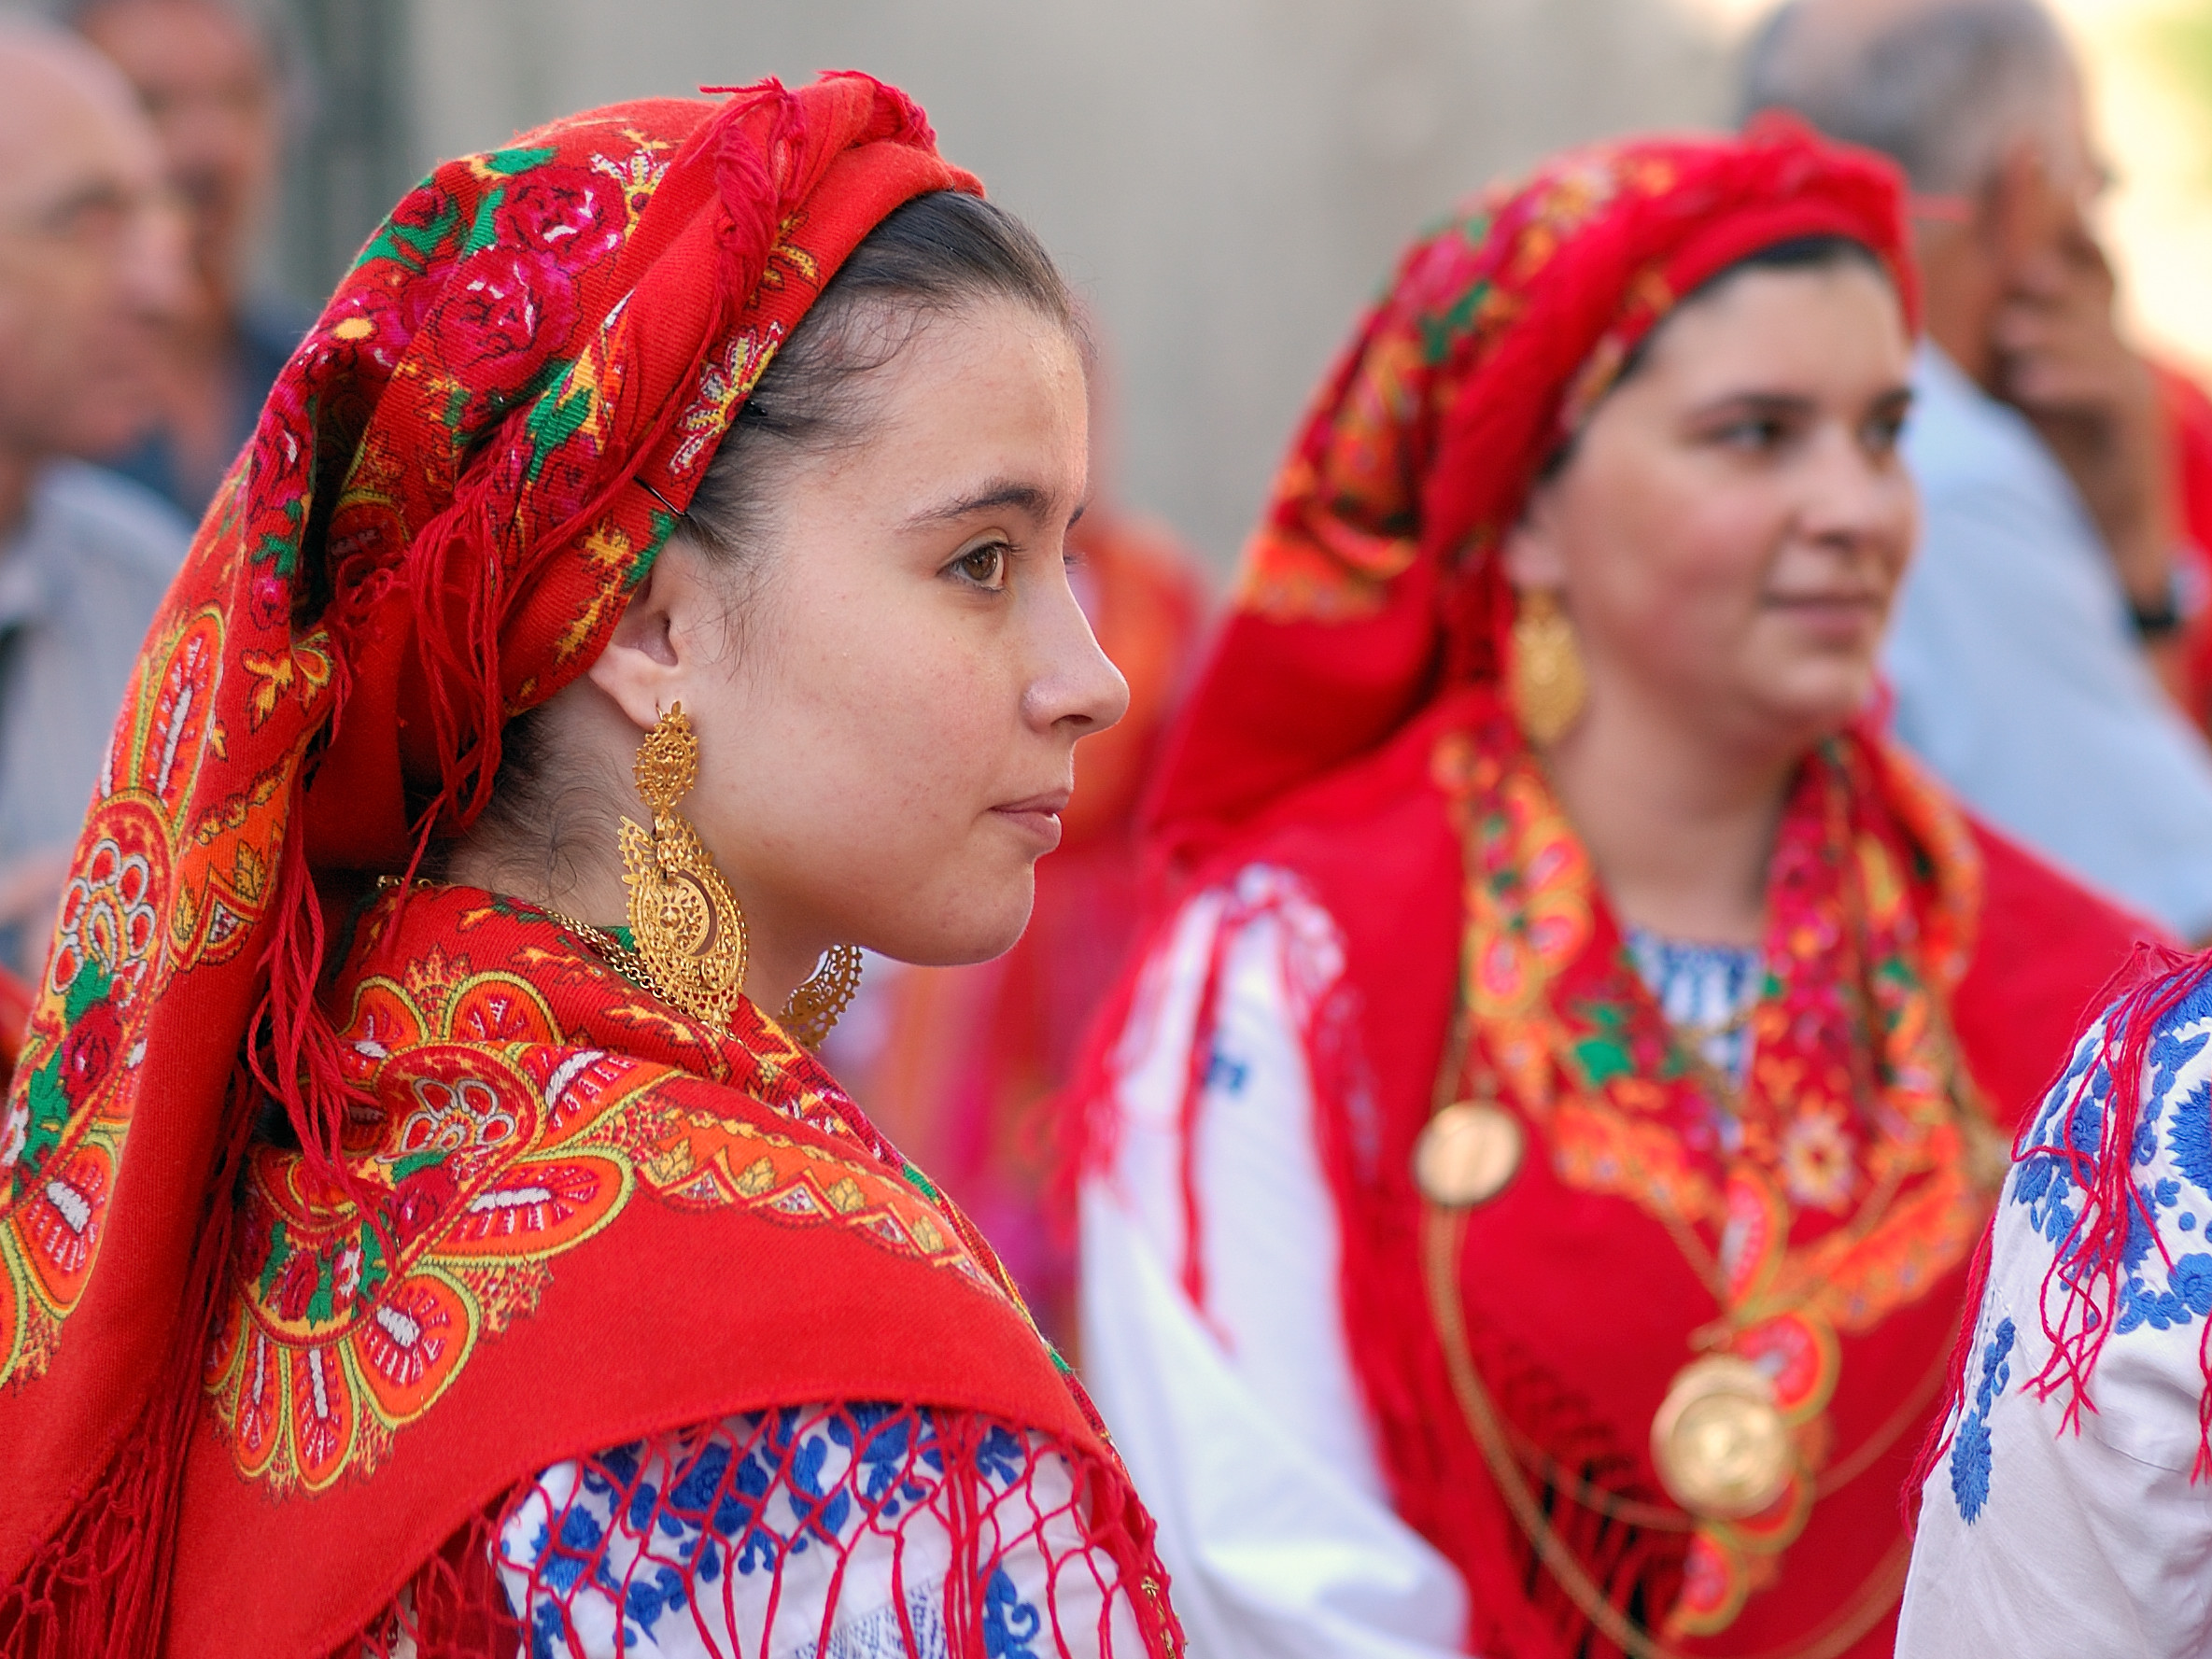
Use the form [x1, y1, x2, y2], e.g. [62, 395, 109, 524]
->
[2009, 963, 2212, 1356]
[1952, 815, 2169, 1131]
[1923, 963, 2212, 1547]
[1159, 696, 1473, 963]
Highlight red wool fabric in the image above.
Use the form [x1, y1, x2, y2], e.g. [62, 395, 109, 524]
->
[1088, 120, 2154, 1657]
[0, 77, 1177, 1657]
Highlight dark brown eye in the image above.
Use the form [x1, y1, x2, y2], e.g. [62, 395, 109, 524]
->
[1717, 416, 1788, 451]
[952, 542, 1008, 589]
[1864, 412, 1909, 455]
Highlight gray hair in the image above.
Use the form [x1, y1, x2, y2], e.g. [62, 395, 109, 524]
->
[1739, 0, 2073, 193]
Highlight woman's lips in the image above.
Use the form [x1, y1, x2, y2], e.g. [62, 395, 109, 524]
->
[992, 791, 1070, 852]
[1766, 592, 1884, 639]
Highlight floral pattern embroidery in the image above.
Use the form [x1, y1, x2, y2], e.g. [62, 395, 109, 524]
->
[1435, 703, 1994, 1636]
[500, 1404, 1085, 1659]
[1949, 1317, 2015, 1524]
[2011, 1000, 2212, 1338]
[1935, 977, 2212, 1539]
[201, 887, 1022, 1495]
[0, 607, 263, 1385]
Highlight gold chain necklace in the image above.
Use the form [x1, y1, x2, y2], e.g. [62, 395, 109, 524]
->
[537, 902, 861, 1049]
[536, 905, 667, 1002]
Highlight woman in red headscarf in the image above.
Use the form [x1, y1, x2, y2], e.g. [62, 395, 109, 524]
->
[0, 78, 1180, 1659]
[1074, 122, 2153, 1659]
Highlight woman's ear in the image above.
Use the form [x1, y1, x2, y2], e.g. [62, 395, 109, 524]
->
[585, 539, 703, 734]
[1501, 480, 1570, 591]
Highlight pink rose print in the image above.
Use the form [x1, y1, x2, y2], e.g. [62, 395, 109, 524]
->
[495, 166, 627, 265]
[436, 246, 581, 407]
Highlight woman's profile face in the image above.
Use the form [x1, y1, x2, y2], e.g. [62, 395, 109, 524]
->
[626, 296, 1124, 972]
[1506, 260, 1917, 759]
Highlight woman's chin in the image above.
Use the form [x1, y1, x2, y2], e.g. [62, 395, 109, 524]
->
[866, 890, 1036, 969]
[1740, 662, 1878, 743]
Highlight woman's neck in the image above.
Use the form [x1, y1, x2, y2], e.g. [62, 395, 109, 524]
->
[1542, 694, 1798, 949]
[443, 835, 822, 1019]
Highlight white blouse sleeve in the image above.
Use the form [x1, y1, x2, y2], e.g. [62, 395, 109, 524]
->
[1079, 865, 1470, 1659]
[1898, 1005, 2212, 1657]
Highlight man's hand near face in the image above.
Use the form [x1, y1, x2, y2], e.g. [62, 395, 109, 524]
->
[1992, 217, 2187, 689]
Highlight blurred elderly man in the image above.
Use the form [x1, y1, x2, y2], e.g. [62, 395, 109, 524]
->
[0, 21, 190, 970]
[75, 0, 303, 519]
[1745, 0, 2212, 939]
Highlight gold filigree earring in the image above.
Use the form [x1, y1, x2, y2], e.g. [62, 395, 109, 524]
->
[616, 702, 864, 1046]
[781, 944, 864, 1049]
[619, 703, 749, 1029]
[1508, 589, 1587, 747]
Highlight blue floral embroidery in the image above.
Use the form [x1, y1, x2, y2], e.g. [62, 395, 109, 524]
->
[504, 1404, 1062, 1658]
[2010, 993, 2212, 1341]
[1623, 927, 1763, 1090]
[1962, 983, 2212, 1538]
[1204, 1047, 1249, 1095]
[1949, 1316, 2015, 1524]
[984, 1565, 1044, 1658]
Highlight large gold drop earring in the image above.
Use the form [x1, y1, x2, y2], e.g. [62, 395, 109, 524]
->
[619, 703, 749, 1028]
[1509, 589, 1588, 747]
[615, 703, 865, 1046]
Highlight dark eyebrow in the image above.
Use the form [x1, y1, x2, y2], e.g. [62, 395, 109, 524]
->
[1689, 391, 1818, 421]
[1690, 386, 1914, 422]
[900, 480, 1056, 531]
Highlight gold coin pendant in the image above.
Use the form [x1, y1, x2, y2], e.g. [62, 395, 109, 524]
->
[1650, 1355, 1793, 1521]
[1414, 1101, 1526, 1208]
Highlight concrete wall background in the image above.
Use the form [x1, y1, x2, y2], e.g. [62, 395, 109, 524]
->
[397, 1, 1739, 567]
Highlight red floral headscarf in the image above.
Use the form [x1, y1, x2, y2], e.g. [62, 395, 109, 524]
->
[0, 76, 1041, 1646]
[1144, 115, 1918, 872]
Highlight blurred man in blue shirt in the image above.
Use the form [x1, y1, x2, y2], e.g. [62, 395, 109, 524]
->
[1744, 0, 2212, 939]
[0, 23, 191, 972]
[75, 0, 308, 523]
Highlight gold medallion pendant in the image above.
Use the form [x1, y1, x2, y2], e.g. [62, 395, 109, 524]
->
[1649, 1355, 1792, 1520]
[1414, 1100, 1526, 1208]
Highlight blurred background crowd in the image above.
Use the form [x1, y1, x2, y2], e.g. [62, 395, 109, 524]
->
[7, 0, 2212, 1344]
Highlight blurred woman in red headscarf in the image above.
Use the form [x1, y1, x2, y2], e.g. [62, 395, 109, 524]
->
[0, 78, 1180, 1658]
[1074, 121, 2154, 1659]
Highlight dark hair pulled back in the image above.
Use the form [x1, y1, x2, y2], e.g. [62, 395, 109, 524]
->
[677, 189, 1080, 565]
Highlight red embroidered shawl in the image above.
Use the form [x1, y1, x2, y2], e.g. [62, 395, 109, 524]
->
[0, 78, 1176, 1657]
[1098, 122, 2153, 1657]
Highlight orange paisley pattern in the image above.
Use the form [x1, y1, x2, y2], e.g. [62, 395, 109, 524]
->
[202, 884, 1018, 1493]
[0, 602, 294, 1385]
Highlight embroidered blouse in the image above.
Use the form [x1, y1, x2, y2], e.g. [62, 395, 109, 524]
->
[1078, 865, 1762, 1658]
[1897, 980, 2212, 1656]
[500, 1402, 1132, 1657]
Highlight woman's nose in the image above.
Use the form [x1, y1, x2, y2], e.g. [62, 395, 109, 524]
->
[1801, 425, 1911, 550]
[1028, 577, 1131, 738]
